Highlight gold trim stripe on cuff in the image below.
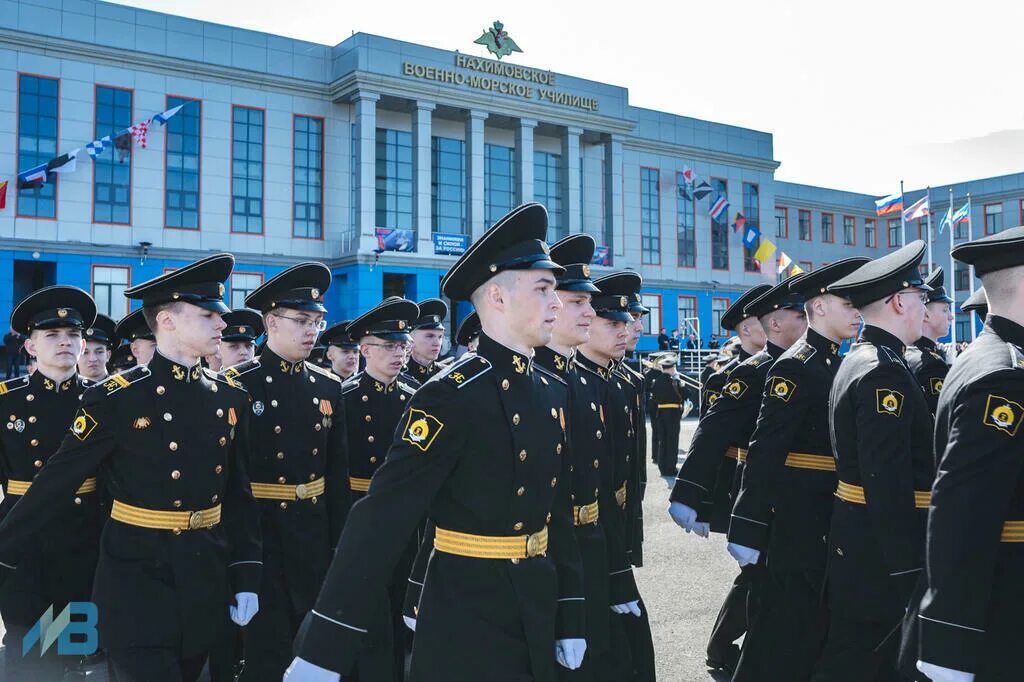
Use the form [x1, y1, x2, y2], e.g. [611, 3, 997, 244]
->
[725, 447, 748, 463]
[349, 476, 372, 492]
[1000, 520, 1024, 543]
[614, 483, 627, 508]
[434, 526, 548, 560]
[657, 403, 682, 408]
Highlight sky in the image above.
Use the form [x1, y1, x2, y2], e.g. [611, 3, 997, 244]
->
[116, 0, 1024, 196]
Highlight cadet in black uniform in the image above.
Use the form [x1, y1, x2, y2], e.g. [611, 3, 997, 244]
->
[321, 320, 361, 380]
[725, 258, 867, 681]
[107, 343, 137, 373]
[79, 312, 116, 382]
[219, 263, 350, 682]
[0, 287, 103, 680]
[220, 308, 263, 370]
[287, 203, 584, 682]
[405, 299, 448, 381]
[649, 355, 687, 476]
[670, 279, 806, 673]
[0, 255, 263, 682]
[115, 306, 156, 366]
[812, 241, 935, 682]
[960, 286, 987, 321]
[905, 268, 953, 415]
[913, 227, 1024, 682]
[455, 311, 481, 353]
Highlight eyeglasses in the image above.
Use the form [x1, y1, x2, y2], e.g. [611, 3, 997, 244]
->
[362, 341, 410, 354]
[272, 314, 327, 332]
[884, 290, 928, 306]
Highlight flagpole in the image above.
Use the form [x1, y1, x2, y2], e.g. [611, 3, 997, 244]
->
[967, 192, 977, 341]
[948, 187, 957, 358]
[900, 180, 907, 246]
[925, 185, 933, 272]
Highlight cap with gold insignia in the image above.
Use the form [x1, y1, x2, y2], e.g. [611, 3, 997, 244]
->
[952, 224, 1024, 276]
[319, 320, 359, 349]
[827, 240, 931, 308]
[593, 271, 648, 316]
[83, 313, 117, 349]
[720, 284, 772, 331]
[591, 272, 638, 322]
[245, 262, 331, 313]
[923, 267, 953, 305]
[108, 344, 137, 372]
[307, 345, 331, 369]
[440, 203, 564, 301]
[744, 274, 806, 319]
[221, 308, 264, 343]
[346, 298, 419, 342]
[960, 286, 988, 318]
[456, 311, 481, 347]
[414, 298, 449, 331]
[549, 234, 601, 293]
[788, 257, 870, 300]
[11, 285, 97, 335]
[125, 253, 234, 313]
[115, 308, 154, 343]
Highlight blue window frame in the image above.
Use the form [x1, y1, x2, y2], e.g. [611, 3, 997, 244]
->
[94, 86, 133, 224]
[534, 151, 562, 242]
[17, 75, 59, 218]
[641, 167, 660, 265]
[432, 136, 466, 235]
[375, 128, 413, 233]
[711, 178, 729, 269]
[676, 172, 695, 267]
[485, 143, 515, 228]
[294, 115, 323, 239]
[231, 106, 264, 233]
[743, 183, 760, 272]
[165, 97, 200, 229]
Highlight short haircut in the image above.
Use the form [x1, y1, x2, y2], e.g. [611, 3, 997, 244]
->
[470, 269, 519, 310]
[141, 301, 183, 333]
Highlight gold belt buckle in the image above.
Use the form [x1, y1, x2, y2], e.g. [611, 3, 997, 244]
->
[295, 483, 309, 500]
[525, 531, 542, 557]
[188, 511, 204, 530]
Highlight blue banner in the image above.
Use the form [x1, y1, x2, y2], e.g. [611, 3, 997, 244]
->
[432, 232, 470, 256]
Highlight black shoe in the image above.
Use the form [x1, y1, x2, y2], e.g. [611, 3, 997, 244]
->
[705, 644, 740, 674]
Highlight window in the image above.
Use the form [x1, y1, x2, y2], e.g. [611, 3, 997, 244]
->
[954, 262, 971, 292]
[775, 206, 788, 238]
[843, 216, 856, 246]
[230, 272, 264, 309]
[954, 213, 970, 240]
[94, 86, 133, 224]
[916, 218, 927, 241]
[641, 168, 660, 265]
[888, 218, 902, 247]
[798, 209, 811, 241]
[739, 183, 759, 272]
[676, 172, 695, 267]
[711, 178, 729, 269]
[865, 218, 877, 247]
[432, 137, 466, 236]
[821, 213, 834, 243]
[711, 297, 730, 335]
[535, 152, 563, 242]
[294, 115, 323, 239]
[641, 294, 661, 335]
[955, 314, 972, 341]
[799, 261, 813, 273]
[92, 266, 129, 318]
[231, 106, 264, 233]
[165, 96, 200, 230]
[677, 296, 697, 338]
[17, 74, 59, 218]
[375, 128, 413, 233]
[485, 144, 515, 228]
[984, 203, 1003, 235]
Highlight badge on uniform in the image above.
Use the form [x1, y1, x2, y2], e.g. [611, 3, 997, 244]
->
[253, 401, 265, 416]
[72, 410, 98, 441]
[133, 417, 151, 430]
[770, 377, 797, 403]
[402, 408, 444, 452]
[227, 408, 238, 426]
[319, 400, 333, 417]
[724, 379, 748, 399]
[930, 377, 944, 395]
[707, 391, 721, 406]
[875, 389, 904, 417]
[983, 394, 1023, 436]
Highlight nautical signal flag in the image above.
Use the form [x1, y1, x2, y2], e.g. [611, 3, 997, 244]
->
[753, 238, 777, 266]
[742, 225, 760, 249]
[0, 181, 7, 210]
[777, 252, 792, 274]
[709, 195, 730, 222]
[903, 195, 929, 223]
[17, 163, 47, 190]
[693, 180, 713, 201]
[732, 212, 746, 233]
[875, 193, 903, 217]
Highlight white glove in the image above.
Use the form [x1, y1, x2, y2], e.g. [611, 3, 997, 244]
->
[682, 399, 693, 419]
[726, 542, 761, 567]
[692, 521, 710, 538]
[403, 615, 417, 632]
[283, 657, 341, 681]
[610, 600, 642, 617]
[668, 502, 699, 533]
[555, 638, 587, 670]
[917, 661, 975, 682]
[229, 592, 259, 626]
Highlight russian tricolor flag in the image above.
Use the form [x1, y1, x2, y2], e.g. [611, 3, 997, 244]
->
[875, 193, 903, 217]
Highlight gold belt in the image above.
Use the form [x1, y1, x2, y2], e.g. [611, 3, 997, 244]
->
[434, 526, 548, 560]
[1000, 521, 1024, 543]
[110, 500, 221, 533]
[835, 481, 930, 509]
[349, 476, 372, 492]
[573, 500, 600, 526]
[251, 476, 325, 501]
[784, 452, 837, 472]
[725, 446, 748, 463]
[614, 483, 627, 508]
[6, 477, 97, 496]
[657, 403, 682, 409]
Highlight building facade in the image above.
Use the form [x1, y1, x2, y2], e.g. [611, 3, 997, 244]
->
[1, 0, 1003, 349]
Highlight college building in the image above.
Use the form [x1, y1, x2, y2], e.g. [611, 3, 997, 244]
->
[2, 0, 1009, 349]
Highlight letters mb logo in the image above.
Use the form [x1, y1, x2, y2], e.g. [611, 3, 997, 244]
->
[22, 602, 98, 656]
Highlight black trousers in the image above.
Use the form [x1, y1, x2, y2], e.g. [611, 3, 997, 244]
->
[811, 613, 905, 682]
[109, 647, 207, 682]
[706, 566, 750, 660]
[649, 409, 661, 463]
[655, 408, 681, 476]
[2, 623, 69, 682]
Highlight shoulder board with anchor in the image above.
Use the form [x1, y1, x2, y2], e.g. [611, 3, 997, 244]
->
[204, 367, 244, 390]
[1007, 342, 1024, 370]
[0, 375, 30, 396]
[877, 344, 903, 365]
[535, 363, 567, 386]
[746, 350, 772, 368]
[306, 362, 341, 383]
[575, 360, 605, 380]
[438, 355, 491, 389]
[792, 342, 817, 364]
[341, 372, 363, 395]
[102, 365, 151, 396]
[397, 379, 419, 395]
[224, 358, 261, 380]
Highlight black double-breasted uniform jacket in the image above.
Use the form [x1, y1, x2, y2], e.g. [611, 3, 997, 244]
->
[728, 329, 841, 571]
[0, 370, 102, 626]
[614, 359, 649, 567]
[0, 352, 262, 655]
[699, 349, 750, 418]
[825, 326, 934, 622]
[649, 371, 686, 413]
[918, 316, 1024, 677]
[406, 357, 441, 383]
[294, 334, 583, 682]
[224, 349, 350, 615]
[905, 337, 950, 415]
[672, 343, 782, 533]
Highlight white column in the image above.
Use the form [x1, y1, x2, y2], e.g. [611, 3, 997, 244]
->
[562, 126, 583, 238]
[603, 134, 623, 262]
[413, 101, 435, 253]
[354, 92, 380, 252]
[465, 110, 488, 240]
[515, 118, 537, 205]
